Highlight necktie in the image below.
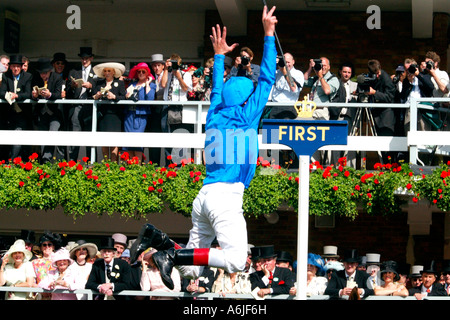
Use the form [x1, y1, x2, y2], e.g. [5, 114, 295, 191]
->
[106, 264, 111, 279]
[426, 288, 430, 293]
[268, 271, 273, 286]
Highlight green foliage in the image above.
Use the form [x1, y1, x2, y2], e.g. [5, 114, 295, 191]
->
[0, 153, 448, 220]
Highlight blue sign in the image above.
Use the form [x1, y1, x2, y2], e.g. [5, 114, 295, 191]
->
[262, 119, 348, 157]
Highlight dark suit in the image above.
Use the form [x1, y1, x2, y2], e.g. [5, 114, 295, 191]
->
[0, 69, 33, 159]
[250, 267, 295, 295]
[408, 283, 448, 297]
[85, 258, 131, 300]
[324, 269, 374, 299]
[93, 78, 126, 132]
[65, 65, 97, 160]
[31, 72, 65, 162]
[368, 69, 396, 163]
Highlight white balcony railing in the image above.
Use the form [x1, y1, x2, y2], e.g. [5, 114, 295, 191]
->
[0, 98, 449, 165]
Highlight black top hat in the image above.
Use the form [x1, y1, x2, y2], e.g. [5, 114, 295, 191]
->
[78, 47, 94, 58]
[51, 52, 67, 64]
[20, 230, 35, 244]
[9, 55, 24, 65]
[250, 246, 262, 260]
[36, 58, 53, 73]
[421, 260, 439, 275]
[442, 260, 450, 273]
[343, 249, 359, 263]
[99, 237, 116, 251]
[397, 262, 411, 275]
[276, 251, 293, 264]
[257, 245, 277, 259]
[380, 260, 400, 281]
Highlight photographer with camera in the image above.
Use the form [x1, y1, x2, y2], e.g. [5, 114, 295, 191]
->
[363, 59, 396, 163]
[160, 53, 193, 163]
[303, 57, 340, 120]
[270, 52, 304, 116]
[226, 47, 260, 87]
[422, 51, 449, 98]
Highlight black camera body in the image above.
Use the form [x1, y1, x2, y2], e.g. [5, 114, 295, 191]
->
[393, 71, 403, 84]
[313, 59, 323, 71]
[277, 55, 285, 68]
[356, 73, 377, 94]
[408, 64, 418, 74]
[426, 60, 434, 70]
[240, 55, 250, 68]
[168, 60, 179, 73]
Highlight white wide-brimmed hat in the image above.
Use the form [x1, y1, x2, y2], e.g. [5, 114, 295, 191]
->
[52, 248, 74, 267]
[69, 240, 98, 260]
[93, 62, 126, 78]
[6, 239, 33, 263]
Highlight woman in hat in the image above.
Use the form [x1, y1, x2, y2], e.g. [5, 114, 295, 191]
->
[140, 249, 181, 300]
[373, 260, 408, 297]
[123, 62, 156, 162]
[290, 253, 328, 297]
[69, 240, 98, 300]
[0, 240, 35, 300]
[38, 248, 82, 300]
[31, 231, 63, 301]
[92, 62, 126, 162]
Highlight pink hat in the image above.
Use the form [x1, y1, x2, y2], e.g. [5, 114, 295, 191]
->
[128, 62, 154, 80]
[51, 248, 74, 267]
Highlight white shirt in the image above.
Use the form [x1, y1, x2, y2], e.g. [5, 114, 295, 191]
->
[407, 77, 421, 102]
[271, 67, 304, 102]
[431, 68, 449, 97]
[163, 71, 192, 102]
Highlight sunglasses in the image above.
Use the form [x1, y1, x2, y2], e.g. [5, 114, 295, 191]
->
[41, 243, 53, 248]
[137, 70, 147, 74]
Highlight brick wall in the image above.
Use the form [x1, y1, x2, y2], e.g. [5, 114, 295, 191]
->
[246, 208, 445, 267]
[203, 10, 449, 76]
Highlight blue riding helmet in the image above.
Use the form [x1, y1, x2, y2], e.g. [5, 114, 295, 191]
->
[221, 77, 255, 108]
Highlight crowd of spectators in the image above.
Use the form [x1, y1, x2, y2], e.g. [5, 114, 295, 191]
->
[1, 48, 449, 167]
[1, 231, 449, 300]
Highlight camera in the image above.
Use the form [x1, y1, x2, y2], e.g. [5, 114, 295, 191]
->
[356, 73, 377, 102]
[313, 59, 323, 71]
[277, 55, 285, 68]
[167, 59, 179, 73]
[426, 60, 434, 70]
[240, 55, 250, 67]
[408, 64, 418, 74]
[392, 71, 403, 85]
[130, 88, 139, 102]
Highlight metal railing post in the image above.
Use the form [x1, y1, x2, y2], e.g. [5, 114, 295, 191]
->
[409, 97, 418, 164]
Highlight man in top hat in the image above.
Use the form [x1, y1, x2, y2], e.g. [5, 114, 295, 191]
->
[85, 237, 131, 300]
[276, 250, 294, 272]
[111, 233, 127, 259]
[408, 260, 447, 299]
[365, 253, 381, 289]
[409, 265, 423, 289]
[31, 57, 65, 163]
[324, 249, 374, 299]
[441, 260, 450, 295]
[65, 47, 97, 161]
[322, 245, 340, 263]
[0, 54, 33, 160]
[52, 52, 69, 84]
[249, 245, 295, 298]
[147, 53, 166, 165]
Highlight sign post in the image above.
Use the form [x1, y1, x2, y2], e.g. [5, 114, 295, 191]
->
[262, 98, 348, 300]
